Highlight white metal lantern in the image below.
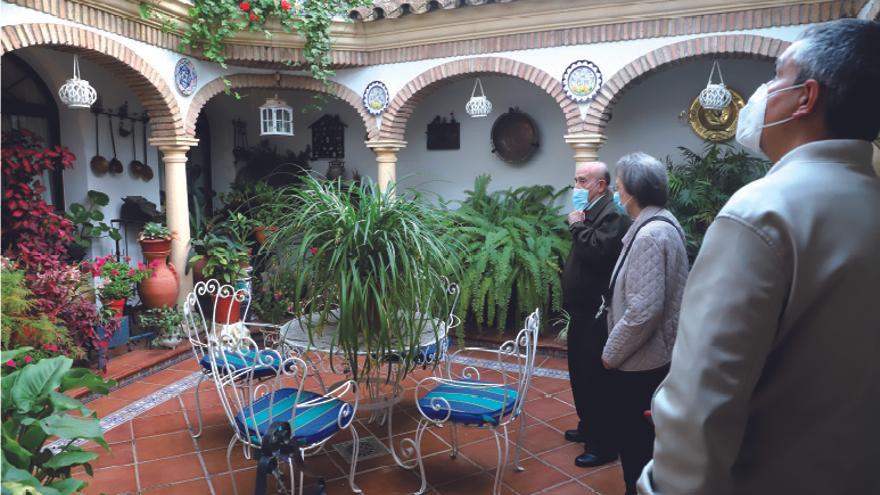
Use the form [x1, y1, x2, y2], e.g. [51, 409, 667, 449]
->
[58, 55, 97, 109]
[699, 60, 733, 111]
[466, 78, 493, 118]
[259, 95, 294, 136]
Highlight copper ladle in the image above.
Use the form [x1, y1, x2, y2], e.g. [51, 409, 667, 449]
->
[90, 110, 108, 175]
[107, 113, 123, 175]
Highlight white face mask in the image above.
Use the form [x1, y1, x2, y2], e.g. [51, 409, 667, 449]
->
[735, 82, 805, 155]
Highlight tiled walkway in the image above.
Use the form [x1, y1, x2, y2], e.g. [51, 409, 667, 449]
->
[77, 355, 625, 494]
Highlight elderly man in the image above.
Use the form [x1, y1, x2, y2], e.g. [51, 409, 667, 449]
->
[562, 161, 631, 467]
[639, 19, 880, 494]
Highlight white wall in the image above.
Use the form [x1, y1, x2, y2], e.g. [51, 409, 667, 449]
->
[202, 88, 376, 199]
[12, 47, 163, 260]
[396, 76, 570, 203]
[599, 57, 774, 167]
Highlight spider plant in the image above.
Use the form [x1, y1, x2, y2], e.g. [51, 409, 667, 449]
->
[263, 176, 460, 381]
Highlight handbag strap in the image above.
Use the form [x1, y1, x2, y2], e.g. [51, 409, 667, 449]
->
[608, 216, 682, 297]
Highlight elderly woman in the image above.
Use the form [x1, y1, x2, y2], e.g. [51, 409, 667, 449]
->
[602, 152, 689, 495]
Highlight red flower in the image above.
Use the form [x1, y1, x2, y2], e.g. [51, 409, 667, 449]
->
[249, 12, 258, 21]
[128, 269, 136, 276]
[23, 355, 33, 364]
[309, 247, 318, 255]
[137, 262, 146, 270]
[280, 0, 291, 10]
[110, 269, 120, 276]
[239, 1, 250, 11]
[125, 256, 131, 262]
[44, 344, 58, 352]
[99, 341, 108, 349]
[5, 360, 16, 367]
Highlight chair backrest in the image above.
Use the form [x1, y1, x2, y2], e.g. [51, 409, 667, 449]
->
[507, 308, 540, 417]
[206, 333, 310, 446]
[182, 279, 252, 361]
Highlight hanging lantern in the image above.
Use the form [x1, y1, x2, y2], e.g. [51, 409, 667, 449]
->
[699, 60, 733, 111]
[465, 78, 492, 118]
[58, 55, 97, 109]
[259, 95, 294, 136]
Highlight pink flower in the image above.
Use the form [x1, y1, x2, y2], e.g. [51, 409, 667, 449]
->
[99, 341, 108, 349]
[110, 269, 120, 276]
[5, 360, 15, 367]
[44, 344, 58, 352]
[125, 256, 131, 262]
[310, 247, 318, 255]
[128, 269, 136, 276]
[280, 0, 291, 10]
[137, 262, 146, 270]
[23, 355, 32, 364]
[148, 259, 161, 269]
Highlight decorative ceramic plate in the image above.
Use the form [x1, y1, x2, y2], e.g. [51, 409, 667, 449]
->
[490, 108, 539, 165]
[363, 81, 389, 115]
[562, 60, 603, 102]
[687, 88, 745, 142]
[174, 58, 197, 96]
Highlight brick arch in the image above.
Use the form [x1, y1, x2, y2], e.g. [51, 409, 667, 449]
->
[583, 34, 790, 134]
[1, 23, 185, 139]
[378, 56, 579, 141]
[186, 74, 377, 138]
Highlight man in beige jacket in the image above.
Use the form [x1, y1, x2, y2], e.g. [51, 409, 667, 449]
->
[638, 19, 880, 494]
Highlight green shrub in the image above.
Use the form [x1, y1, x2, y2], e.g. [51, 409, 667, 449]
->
[448, 175, 570, 331]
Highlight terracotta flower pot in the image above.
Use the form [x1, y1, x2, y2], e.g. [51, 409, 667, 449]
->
[254, 226, 267, 245]
[214, 294, 241, 324]
[138, 238, 179, 308]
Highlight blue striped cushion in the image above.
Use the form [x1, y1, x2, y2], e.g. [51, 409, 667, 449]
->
[199, 350, 279, 378]
[234, 388, 349, 446]
[418, 381, 518, 426]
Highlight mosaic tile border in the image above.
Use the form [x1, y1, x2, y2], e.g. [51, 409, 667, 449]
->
[78, 350, 193, 405]
[451, 355, 570, 380]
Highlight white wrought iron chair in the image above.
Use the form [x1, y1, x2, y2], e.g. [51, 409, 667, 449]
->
[181, 279, 278, 438]
[206, 332, 361, 495]
[407, 309, 540, 495]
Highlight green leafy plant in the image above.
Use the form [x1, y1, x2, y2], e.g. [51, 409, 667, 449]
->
[666, 143, 770, 260]
[65, 190, 122, 256]
[189, 233, 250, 284]
[90, 254, 155, 301]
[266, 176, 460, 380]
[448, 175, 570, 332]
[0, 264, 69, 352]
[140, 0, 371, 87]
[138, 306, 184, 345]
[1, 347, 116, 494]
[139, 222, 172, 241]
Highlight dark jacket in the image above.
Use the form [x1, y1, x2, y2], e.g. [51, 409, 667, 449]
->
[561, 193, 631, 315]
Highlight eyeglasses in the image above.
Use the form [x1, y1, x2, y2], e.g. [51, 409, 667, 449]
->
[574, 177, 603, 187]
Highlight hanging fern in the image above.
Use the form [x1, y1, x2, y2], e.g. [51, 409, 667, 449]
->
[447, 175, 570, 332]
[666, 143, 770, 260]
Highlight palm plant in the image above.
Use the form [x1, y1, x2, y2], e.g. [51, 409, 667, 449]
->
[264, 176, 460, 381]
[448, 175, 570, 331]
[666, 143, 770, 260]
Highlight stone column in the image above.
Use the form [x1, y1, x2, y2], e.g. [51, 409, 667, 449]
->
[149, 136, 199, 304]
[366, 140, 407, 193]
[564, 133, 607, 168]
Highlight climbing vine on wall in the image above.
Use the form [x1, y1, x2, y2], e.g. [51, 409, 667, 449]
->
[141, 0, 370, 85]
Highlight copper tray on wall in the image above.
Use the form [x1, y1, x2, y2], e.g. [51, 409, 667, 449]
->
[490, 108, 539, 165]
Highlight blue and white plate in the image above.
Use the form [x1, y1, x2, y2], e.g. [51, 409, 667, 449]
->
[363, 81, 389, 115]
[174, 58, 197, 97]
[562, 60, 602, 103]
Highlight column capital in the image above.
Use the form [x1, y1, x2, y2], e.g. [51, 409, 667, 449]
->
[563, 133, 606, 148]
[149, 136, 199, 153]
[366, 139, 407, 153]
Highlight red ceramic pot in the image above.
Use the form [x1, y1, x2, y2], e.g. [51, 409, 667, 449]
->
[214, 294, 241, 324]
[138, 238, 179, 308]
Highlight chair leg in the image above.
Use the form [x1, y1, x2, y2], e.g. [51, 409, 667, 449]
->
[491, 425, 511, 495]
[190, 373, 206, 438]
[513, 413, 526, 472]
[226, 436, 240, 495]
[348, 423, 363, 494]
[449, 423, 459, 459]
[411, 419, 430, 495]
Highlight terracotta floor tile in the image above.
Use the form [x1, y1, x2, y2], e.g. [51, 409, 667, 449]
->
[86, 397, 131, 418]
[523, 397, 574, 423]
[537, 357, 570, 372]
[201, 446, 255, 475]
[211, 468, 282, 495]
[140, 399, 183, 418]
[431, 422, 494, 447]
[81, 464, 137, 494]
[132, 412, 190, 438]
[362, 410, 421, 439]
[108, 382, 166, 401]
[501, 457, 569, 494]
[135, 430, 197, 461]
[141, 478, 211, 494]
[545, 413, 580, 435]
[169, 359, 202, 372]
[195, 424, 237, 451]
[137, 453, 205, 490]
[530, 378, 571, 396]
[518, 422, 570, 455]
[325, 465, 422, 495]
[86, 441, 134, 470]
[180, 387, 224, 411]
[579, 464, 626, 495]
[552, 389, 575, 405]
[458, 436, 532, 471]
[434, 471, 518, 495]
[537, 443, 607, 478]
[183, 405, 237, 430]
[542, 479, 593, 494]
[102, 423, 134, 444]
[141, 368, 196, 386]
[392, 429, 450, 458]
[414, 450, 483, 487]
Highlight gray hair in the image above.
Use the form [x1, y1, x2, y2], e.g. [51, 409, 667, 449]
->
[615, 152, 668, 208]
[791, 19, 880, 140]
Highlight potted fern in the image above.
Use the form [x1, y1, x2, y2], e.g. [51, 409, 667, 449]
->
[265, 176, 459, 382]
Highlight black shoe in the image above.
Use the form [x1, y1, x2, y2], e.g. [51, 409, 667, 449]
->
[564, 429, 586, 443]
[574, 451, 616, 468]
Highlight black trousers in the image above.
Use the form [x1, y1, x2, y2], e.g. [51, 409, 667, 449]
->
[609, 364, 670, 492]
[567, 311, 617, 455]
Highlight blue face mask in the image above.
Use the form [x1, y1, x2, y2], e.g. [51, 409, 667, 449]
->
[613, 191, 630, 215]
[572, 188, 590, 211]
